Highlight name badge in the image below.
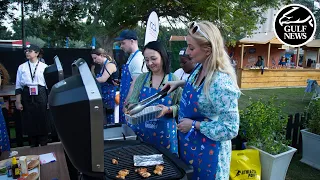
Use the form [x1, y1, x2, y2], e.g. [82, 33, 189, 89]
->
[29, 86, 38, 95]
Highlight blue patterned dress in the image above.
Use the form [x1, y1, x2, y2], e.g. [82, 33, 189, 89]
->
[0, 105, 10, 152]
[187, 65, 241, 180]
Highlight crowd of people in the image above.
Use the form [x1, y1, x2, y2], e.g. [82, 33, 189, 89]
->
[10, 20, 240, 179]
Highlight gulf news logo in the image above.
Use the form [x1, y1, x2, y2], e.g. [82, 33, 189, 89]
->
[274, 4, 317, 47]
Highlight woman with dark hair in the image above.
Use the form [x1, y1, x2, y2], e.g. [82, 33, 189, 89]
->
[126, 41, 182, 154]
[91, 48, 119, 124]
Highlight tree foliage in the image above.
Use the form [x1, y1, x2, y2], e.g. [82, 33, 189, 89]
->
[6, 0, 283, 48]
[293, 0, 320, 39]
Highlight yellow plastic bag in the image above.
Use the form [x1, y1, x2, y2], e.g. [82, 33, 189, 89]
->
[230, 149, 261, 180]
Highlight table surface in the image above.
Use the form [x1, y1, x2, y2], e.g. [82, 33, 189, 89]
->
[0, 85, 15, 97]
[0, 142, 70, 180]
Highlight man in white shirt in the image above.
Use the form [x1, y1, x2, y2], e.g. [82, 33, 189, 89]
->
[174, 47, 196, 81]
[115, 29, 148, 123]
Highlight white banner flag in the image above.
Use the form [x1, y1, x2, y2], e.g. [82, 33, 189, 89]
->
[144, 11, 159, 45]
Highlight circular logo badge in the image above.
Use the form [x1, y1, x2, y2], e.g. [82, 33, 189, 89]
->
[274, 4, 316, 47]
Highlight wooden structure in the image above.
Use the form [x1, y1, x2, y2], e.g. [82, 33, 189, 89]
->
[236, 32, 285, 68]
[234, 33, 320, 89]
[302, 39, 320, 67]
[238, 69, 320, 88]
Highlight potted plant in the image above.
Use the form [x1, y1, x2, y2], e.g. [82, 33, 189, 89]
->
[300, 99, 320, 170]
[239, 97, 297, 180]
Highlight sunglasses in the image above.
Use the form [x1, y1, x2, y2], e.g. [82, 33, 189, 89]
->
[189, 22, 210, 41]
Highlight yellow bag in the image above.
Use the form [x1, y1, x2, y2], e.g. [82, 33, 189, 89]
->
[230, 149, 261, 180]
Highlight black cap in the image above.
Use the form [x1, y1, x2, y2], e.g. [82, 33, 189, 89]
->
[114, 29, 138, 41]
[179, 47, 188, 57]
[26, 44, 40, 52]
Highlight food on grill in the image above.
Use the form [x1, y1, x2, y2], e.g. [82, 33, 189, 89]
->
[153, 164, 164, 175]
[135, 168, 151, 178]
[116, 169, 129, 179]
[112, 158, 118, 165]
[27, 160, 40, 170]
[25, 172, 39, 180]
[135, 167, 147, 173]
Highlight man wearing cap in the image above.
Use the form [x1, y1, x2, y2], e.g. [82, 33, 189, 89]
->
[115, 29, 148, 123]
[15, 44, 50, 147]
[174, 47, 196, 81]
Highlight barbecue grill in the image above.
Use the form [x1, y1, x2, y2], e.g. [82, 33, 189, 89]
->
[48, 58, 193, 180]
[44, 55, 64, 91]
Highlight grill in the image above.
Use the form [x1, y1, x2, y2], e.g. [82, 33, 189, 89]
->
[104, 144, 184, 180]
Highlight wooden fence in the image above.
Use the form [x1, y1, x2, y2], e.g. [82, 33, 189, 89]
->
[286, 112, 310, 153]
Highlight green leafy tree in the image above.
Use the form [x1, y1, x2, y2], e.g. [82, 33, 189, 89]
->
[10, 0, 282, 48]
[0, 25, 13, 39]
[293, 0, 320, 39]
[26, 36, 46, 47]
[0, 0, 17, 26]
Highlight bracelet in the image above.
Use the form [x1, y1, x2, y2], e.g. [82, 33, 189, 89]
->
[185, 120, 196, 140]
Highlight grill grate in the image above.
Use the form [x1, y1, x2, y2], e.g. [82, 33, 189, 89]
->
[104, 144, 183, 180]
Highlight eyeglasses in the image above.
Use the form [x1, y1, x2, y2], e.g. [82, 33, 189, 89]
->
[189, 22, 210, 41]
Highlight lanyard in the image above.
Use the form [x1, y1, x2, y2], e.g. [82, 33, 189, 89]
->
[28, 61, 40, 82]
[127, 50, 140, 65]
[149, 72, 166, 89]
[180, 71, 185, 80]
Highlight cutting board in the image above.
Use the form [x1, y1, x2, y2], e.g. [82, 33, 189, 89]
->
[0, 155, 40, 180]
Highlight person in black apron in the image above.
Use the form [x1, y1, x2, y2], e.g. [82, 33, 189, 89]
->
[15, 44, 50, 147]
[91, 48, 119, 124]
[163, 21, 241, 180]
[114, 29, 148, 124]
[126, 41, 182, 155]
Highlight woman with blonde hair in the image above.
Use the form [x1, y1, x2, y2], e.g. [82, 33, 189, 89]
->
[91, 48, 119, 124]
[163, 21, 241, 179]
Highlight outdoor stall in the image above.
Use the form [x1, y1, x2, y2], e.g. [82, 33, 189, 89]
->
[230, 32, 320, 89]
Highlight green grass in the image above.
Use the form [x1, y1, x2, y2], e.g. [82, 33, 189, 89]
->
[239, 88, 313, 114]
[238, 87, 320, 180]
[286, 154, 320, 180]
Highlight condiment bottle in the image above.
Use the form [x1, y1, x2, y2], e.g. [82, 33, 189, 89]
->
[19, 156, 28, 177]
[11, 157, 20, 179]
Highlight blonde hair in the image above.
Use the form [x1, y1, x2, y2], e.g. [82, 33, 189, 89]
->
[188, 21, 239, 99]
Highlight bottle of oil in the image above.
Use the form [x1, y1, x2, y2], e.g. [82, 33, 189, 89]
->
[11, 157, 20, 179]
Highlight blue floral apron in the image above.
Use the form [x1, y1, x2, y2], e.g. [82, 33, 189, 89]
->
[178, 69, 220, 180]
[0, 104, 10, 152]
[97, 60, 117, 124]
[129, 72, 178, 154]
[119, 50, 140, 124]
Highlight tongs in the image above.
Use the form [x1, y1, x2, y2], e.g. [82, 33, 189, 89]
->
[127, 86, 170, 116]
